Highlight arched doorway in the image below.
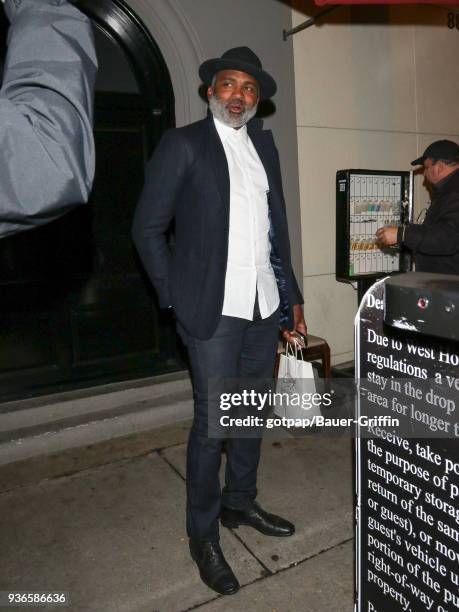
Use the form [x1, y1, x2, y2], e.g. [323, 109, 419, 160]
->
[0, 0, 184, 401]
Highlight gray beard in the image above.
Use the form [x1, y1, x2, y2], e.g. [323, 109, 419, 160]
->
[208, 93, 258, 129]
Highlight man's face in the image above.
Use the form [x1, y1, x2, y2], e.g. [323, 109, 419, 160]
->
[423, 158, 441, 185]
[207, 69, 259, 128]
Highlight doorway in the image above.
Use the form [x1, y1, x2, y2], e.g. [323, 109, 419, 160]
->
[0, 0, 184, 401]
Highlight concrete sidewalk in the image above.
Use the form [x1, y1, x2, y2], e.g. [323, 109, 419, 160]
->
[0, 422, 355, 611]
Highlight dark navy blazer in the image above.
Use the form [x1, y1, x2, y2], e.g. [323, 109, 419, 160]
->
[132, 113, 303, 340]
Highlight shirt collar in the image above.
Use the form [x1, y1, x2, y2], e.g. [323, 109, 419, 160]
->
[213, 115, 248, 144]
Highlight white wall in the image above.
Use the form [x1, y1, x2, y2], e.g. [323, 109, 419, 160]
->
[291, 2, 459, 364]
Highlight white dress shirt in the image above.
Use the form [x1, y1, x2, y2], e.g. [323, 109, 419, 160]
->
[213, 116, 280, 320]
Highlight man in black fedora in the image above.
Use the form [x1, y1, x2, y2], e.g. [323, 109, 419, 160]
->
[376, 139, 459, 275]
[132, 46, 306, 595]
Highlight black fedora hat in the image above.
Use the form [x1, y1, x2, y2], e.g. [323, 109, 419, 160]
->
[199, 46, 277, 101]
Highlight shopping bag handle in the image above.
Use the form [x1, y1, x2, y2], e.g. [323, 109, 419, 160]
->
[285, 338, 305, 361]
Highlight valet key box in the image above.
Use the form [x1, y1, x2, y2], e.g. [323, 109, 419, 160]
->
[384, 272, 459, 342]
[335, 169, 413, 282]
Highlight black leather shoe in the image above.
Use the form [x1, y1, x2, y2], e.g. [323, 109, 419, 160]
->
[221, 501, 295, 536]
[189, 539, 240, 595]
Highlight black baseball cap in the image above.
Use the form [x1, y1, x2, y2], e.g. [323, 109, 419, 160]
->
[411, 139, 459, 166]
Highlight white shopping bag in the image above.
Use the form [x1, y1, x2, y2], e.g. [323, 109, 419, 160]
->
[274, 342, 321, 420]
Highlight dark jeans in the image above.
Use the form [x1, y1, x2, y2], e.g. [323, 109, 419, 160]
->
[183, 303, 280, 543]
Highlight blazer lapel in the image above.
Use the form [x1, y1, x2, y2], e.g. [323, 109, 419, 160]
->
[248, 128, 281, 209]
[207, 116, 230, 214]
[248, 128, 271, 173]
[249, 125, 291, 320]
